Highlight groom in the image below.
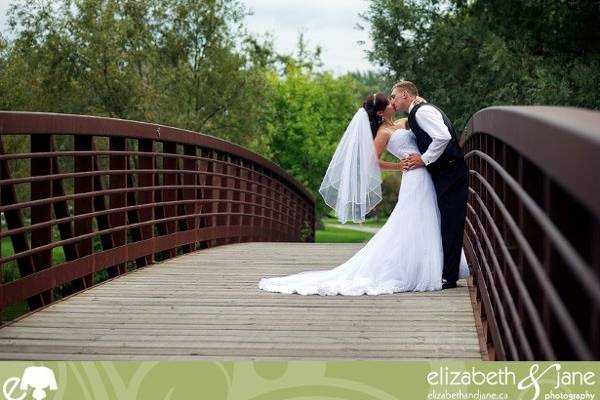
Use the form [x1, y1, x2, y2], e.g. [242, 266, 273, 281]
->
[389, 81, 469, 290]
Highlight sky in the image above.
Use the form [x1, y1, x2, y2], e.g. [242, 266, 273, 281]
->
[0, 1, 9, 33]
[0, 0, 376, 74]
[241, 0, 375, 74]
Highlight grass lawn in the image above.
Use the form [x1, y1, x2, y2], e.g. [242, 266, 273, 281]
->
[322, 217, 387, 228]
[315, 226, 374, 243]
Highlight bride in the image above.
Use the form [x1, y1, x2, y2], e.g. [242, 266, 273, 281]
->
[258, 93, 468, 296]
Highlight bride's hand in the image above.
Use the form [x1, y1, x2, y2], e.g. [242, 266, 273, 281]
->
[414, 96, 427, 105]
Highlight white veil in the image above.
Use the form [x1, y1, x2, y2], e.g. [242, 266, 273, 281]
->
[319, 108, 382, 223]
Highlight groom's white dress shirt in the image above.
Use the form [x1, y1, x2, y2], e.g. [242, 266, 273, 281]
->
[408, 102, 452, 166]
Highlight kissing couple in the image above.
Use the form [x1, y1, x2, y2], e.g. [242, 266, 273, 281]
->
[259, 81, 470, 296]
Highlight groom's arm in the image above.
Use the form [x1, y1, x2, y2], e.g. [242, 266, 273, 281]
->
[415, 106, 451, 166]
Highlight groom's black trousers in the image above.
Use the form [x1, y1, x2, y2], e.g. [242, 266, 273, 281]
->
[430, 159, 469, 283]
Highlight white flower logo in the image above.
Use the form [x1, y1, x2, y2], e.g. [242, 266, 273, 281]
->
[3, 366, 57, 400]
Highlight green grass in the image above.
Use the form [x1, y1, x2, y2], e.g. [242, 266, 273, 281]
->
[1, 235, 67, 322]
[2, 302, 28, 321]
[1, 237, 23, 284]
[315, 226, 374, 243]
[1, 236, 66, 283]
[322, 217, 387, 228]
[1, 236, 14, 256]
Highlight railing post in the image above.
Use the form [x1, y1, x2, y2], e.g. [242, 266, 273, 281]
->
[197, 148, 210, 249]
[239, 160, 249, 242]
[256, 169, 265, 241]
[181, 144, 197, 253]
[108, 136, 128, 276]
[248, 163, 257, 241]
[267, 173, 274, 240]
[30, 134, 53, 307]
[162, 142, 178, 257]
[73, 135, 94, 289]
[208, 150, 218, 247]
[137, 138, 155, 265]
[92, 144, 116, 261]
[232, 157, 242, 243]
[215, 152, 226, 246]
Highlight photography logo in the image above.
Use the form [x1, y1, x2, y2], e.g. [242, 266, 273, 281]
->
[426, 363, 597, 400]
[2, 366, 57, 400]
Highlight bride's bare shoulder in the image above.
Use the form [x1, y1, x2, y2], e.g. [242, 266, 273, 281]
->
[375, 125, 393, 139]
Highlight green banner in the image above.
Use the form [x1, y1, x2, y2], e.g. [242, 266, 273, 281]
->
[1, 361, 598, 399]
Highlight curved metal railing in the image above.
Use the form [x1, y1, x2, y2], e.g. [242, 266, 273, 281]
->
[461, 106, 600, 360]
[0, 112, 315, 321]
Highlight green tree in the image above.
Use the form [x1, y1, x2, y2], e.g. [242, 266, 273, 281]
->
[0, 0, 268, 145]
[262, 52, 363, 219]
[349, 70, 393, 102]
[149, 0, 268, 143]
[363, 0, 600, 130]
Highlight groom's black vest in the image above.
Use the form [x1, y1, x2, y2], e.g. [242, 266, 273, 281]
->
[408, 103, 464, 172]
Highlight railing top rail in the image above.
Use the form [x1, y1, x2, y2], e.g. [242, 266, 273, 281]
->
[462, 106, 600, 218]
[0, 111, 314, 202]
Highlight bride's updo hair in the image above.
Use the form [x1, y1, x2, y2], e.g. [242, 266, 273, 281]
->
[363, 93, 389, 138]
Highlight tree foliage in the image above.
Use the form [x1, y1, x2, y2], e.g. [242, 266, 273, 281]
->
[0, 3, 370, 219]
[2, 0, 595, 223]
[262, 51, 362, 218]
[0, 0, 267, 144]
[363, 0, 600, 129]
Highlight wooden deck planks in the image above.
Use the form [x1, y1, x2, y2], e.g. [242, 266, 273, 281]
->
[0, 242, 482, 360]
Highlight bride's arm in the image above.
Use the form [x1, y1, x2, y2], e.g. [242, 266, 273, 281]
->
[374, 129, 403, 170]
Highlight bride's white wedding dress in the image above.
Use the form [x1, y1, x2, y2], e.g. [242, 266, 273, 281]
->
[258, 128, 469, 296]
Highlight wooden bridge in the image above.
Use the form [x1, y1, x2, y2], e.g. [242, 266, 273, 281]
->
[0, 243, 479, 360]
[1, 108, 599, 360]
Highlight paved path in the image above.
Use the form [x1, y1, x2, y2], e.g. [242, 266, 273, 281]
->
[325, 223, 381, 234]
[0, 243, 481, 360]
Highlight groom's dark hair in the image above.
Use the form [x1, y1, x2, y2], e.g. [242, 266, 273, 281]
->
[392, 81, 419, 96]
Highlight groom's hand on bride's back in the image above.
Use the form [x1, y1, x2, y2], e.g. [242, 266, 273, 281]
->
[401, 153, 425, 171]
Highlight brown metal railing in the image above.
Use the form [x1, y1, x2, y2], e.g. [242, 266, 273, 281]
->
[461, 106, 600, 360]
[0, 111, 315, 320]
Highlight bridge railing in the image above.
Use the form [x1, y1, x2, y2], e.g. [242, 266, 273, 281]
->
[461, 106, 600, 360]
[0, 112, 315, 320]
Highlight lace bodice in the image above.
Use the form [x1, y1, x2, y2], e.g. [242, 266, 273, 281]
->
[386, 128, 420, 159]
